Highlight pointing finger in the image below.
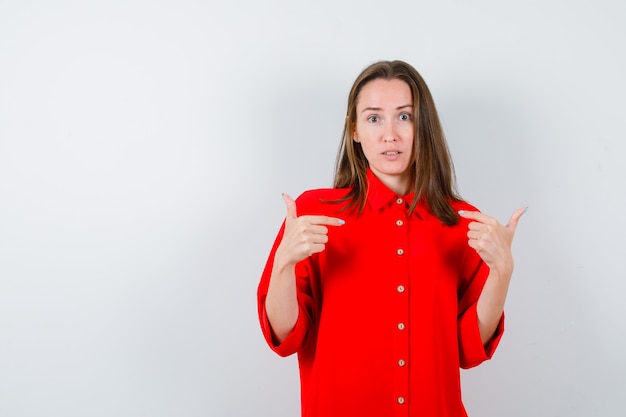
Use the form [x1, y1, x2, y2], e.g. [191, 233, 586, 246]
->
[458, 210, 493, 224]
[282, 193, 297, 219]
[299, 215, 346, 226]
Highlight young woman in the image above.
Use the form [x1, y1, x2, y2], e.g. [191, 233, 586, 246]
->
[257, 60, 525, 417]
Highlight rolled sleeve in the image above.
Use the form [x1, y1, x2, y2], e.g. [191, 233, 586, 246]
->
[259, 299, 311, 357]
[458, 302, 505, 369]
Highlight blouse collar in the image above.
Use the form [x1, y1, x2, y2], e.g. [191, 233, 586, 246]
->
[365, 168, 427, 218]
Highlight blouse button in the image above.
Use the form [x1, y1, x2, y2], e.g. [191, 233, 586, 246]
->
[398, 359, 406, 367]
[396, 248, 404, 256]
[396, 198, 403, 205]
[395, 219, 404, 227]
[397, 285, 405, 293]
[397, 322, 405, 330]
[397, 396, 406, 405]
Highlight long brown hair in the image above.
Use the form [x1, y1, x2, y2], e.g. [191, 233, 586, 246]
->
[333, 60, 461, 225]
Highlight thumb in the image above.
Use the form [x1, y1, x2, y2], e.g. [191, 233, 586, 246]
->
[506, 207, 528, 231]
[282, 193, 297, 219]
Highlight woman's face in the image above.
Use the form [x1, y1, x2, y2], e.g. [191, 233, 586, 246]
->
[353, 78, 414, 195]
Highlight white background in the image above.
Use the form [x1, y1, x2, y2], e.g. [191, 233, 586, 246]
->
[1, 1, 625, 416]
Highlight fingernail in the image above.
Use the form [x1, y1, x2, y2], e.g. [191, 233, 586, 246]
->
[458, 210, 465, 215]
[522, 207, 528, 215]
[338, 219, 346, 225]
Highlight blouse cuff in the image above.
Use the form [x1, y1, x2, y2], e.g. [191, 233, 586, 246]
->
[458, 303, 505, 369]
[260, 304, 307, 357]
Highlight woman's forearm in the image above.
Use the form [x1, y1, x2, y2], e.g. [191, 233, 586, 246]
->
[476, 267, 512, 344]
[264, 258, 299, 344]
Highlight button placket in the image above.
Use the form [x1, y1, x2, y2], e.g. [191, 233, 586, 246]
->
[391, 195, 410, 412]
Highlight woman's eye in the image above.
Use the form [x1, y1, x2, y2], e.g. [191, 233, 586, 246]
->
[367, 115, 380, 123]
[399, 113, 411, 121]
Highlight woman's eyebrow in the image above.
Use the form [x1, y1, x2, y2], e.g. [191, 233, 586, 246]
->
[360, 104, 413, 113]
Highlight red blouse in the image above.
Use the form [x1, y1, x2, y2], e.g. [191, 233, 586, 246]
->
[257, 170, 504, 417]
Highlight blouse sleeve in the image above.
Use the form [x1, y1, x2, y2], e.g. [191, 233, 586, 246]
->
[456, 250, 505, 369]
[257, 222, 318, 357]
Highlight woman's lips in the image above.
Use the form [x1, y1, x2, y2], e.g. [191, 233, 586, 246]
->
[382, 150, 401, 160]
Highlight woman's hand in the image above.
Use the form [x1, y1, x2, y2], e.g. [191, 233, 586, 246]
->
[274, 194, 345, 268]
[458, 207, 527, 277]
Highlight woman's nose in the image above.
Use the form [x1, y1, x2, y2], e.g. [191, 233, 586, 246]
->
[383, 123, 397, 142]
[383, 131, 396, 142]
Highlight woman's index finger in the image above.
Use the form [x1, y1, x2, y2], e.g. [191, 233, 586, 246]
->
[299, 215, 346, 226]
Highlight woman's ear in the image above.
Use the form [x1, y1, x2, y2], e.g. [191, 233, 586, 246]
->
[352, 124, 359, 142]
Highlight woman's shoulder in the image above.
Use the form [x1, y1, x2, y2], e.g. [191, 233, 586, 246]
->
[449, 199, 481, 213]
[294, 187, 351, 215]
